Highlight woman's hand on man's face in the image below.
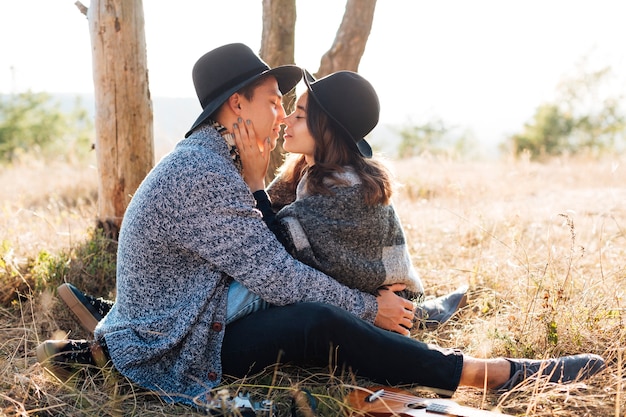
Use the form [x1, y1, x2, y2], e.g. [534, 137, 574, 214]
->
[232, 118, 271, 192]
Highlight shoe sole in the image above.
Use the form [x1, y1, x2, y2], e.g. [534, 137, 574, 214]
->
[57, 283, 101, 334]
[36, 342, 73, 381]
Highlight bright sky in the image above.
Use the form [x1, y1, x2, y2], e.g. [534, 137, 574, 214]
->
[1, 0, 625, 150]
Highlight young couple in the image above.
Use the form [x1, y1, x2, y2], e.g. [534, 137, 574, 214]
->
[37, 43, 604, 407]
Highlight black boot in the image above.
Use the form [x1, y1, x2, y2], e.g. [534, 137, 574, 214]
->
[57, 283, 114, 333]
[36, 339, 110, 380]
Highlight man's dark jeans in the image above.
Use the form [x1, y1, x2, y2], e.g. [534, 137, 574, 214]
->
[221, 302, 463, 394]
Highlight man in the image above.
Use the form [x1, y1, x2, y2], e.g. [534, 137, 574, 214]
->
[37, 43, 605, 406]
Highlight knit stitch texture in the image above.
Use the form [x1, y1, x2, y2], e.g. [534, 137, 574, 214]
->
[94, 125, 377, 404]
[271, 169, 424, 296]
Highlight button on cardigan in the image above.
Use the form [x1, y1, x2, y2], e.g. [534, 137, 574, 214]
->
[94, 124, 377, 404]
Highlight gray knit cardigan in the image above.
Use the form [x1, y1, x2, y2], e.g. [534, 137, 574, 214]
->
[269, 169, 424, 297]
[93, 125, 377, 405]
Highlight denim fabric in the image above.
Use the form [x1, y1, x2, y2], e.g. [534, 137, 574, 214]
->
[96, 125, 377, 404]
[226, 280, 271, 325]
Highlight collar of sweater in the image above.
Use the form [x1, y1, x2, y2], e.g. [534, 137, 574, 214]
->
[296, 167, 361, 199]
[207, 119, 241, 171]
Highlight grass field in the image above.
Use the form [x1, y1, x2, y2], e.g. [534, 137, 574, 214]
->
[1, 153, 625, 416]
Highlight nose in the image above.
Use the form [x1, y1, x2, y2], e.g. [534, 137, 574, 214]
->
[283, 110, 295, 127]
[277, 103, 287, 122]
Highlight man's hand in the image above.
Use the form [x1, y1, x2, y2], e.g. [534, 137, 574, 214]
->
[374, 284, 416, 336]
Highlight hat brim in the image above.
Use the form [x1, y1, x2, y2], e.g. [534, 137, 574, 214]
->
[186, 65, 302, 138]
[303, 70, 373, 158]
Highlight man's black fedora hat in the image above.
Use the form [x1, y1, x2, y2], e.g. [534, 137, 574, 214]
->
[303, 69, 379, 158]
[186, 43, 302, 137]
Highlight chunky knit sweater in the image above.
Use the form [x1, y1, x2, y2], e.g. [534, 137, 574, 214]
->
[94, 125, 377, 404]
[264, 169, 424, 297]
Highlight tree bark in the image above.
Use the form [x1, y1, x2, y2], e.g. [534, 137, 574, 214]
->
[260, 0, 297, 183]
[316, 0, 377, 78]
[83, 0, 154, 239]
[259, 0, 376, 182]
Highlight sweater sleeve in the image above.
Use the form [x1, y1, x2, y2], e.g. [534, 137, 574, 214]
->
[163, 147, 377, 323]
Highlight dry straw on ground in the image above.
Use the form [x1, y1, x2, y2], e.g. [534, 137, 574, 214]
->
[1, 154, 625, 416]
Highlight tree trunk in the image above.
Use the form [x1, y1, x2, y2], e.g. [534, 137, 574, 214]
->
[261, 0, 376, 182]
[83, 0, 154, 239]
[260, 0, 296, 183]
[316, 0, 377, 78]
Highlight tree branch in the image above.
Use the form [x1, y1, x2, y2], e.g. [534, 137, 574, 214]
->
[75, 1, 88, 16]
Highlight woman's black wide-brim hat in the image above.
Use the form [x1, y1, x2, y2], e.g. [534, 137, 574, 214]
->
[303, 69, 379, 158]
[185, 43, 302, 138]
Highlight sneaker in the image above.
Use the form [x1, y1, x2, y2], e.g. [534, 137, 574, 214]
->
[415, 284, 469, 329]
[36, 339, 110, 381]
[497, 353, 606, 392]
[57, 283, 114, 333]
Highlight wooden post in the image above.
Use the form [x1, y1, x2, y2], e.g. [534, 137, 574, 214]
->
[78, 0, 154, 239]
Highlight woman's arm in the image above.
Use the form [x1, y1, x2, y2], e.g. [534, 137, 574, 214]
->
[252, 189, 298, 256]
[232, 120, 299, 255]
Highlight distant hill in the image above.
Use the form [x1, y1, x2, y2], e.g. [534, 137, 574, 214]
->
[48, 93, 402, 155]
[3, 92, 500, 159]
[49, 93, 199, 153]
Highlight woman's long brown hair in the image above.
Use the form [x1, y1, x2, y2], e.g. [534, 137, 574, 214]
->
[277, 92, 393, 206]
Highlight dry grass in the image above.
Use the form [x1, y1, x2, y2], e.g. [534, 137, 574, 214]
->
[1, 153, 625, 416]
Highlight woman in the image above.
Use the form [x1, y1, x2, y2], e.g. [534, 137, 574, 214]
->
[234, 69, 424, 303]
[53, 70, 464, 335]
[39, 46, 604, 408]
